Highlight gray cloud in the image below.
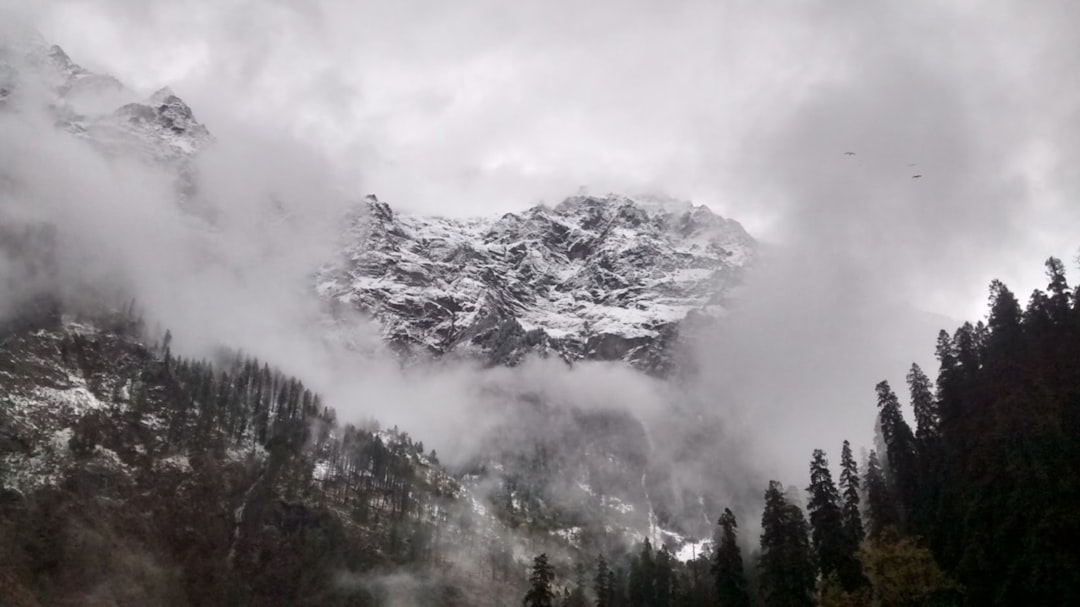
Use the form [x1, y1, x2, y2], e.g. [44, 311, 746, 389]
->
[682, 0, 1080, 492]
[26, 0, 1078, 310]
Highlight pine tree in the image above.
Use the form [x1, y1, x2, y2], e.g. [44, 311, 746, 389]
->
[758, 480, 815, 607]
[1044, 257, 1072, 323]
[906, 363, 938, 442]
[933, 329, 959, 433]
[806, 449, 852, 589]
[987, 279, 1023, 345]
[594, 554, 614, 607]
[712, 508, 749, 607]
[906, 363, 943, 543]
[838, 441, 864, 546]
[653, 547, 674, 607]
[628, 539, 655, 607]
[875, 380, 917, 524]
[628, 557, 645, 607]
[863, 450, 897, 538]
[524, 554, 556, 607]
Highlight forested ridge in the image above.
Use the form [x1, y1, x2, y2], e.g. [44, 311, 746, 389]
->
[523, 257, 1080, 606]
[0, 305, 528, 605]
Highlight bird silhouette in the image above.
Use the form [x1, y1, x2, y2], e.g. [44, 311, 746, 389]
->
[844, 151, 856, 156]
[911, 174, 923, 179]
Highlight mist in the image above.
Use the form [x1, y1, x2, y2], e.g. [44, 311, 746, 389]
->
[3, 0, 1080, 552]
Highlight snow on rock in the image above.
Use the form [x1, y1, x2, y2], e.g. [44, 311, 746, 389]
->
[1, 32, 209, 181]
[33, 383, 108, 415]
[675, 538, 713, 563]
[318, 193, 757, 372]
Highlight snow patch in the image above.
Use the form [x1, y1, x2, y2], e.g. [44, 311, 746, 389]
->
[675, 538, 712, 563]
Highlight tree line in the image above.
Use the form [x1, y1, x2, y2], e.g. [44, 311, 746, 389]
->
[525, 256, 1080, 606]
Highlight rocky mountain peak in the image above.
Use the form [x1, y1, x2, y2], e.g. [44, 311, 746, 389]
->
[0, 30, 208, 164]
[106, 87, 211, 161]
[317, 193, 756, 372]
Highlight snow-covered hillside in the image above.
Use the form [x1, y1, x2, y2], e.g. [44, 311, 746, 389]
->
[317, 193, 756, 372]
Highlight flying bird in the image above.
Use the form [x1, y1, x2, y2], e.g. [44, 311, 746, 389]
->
[911, 174, 923, 179]
[844, 151, 856, 156]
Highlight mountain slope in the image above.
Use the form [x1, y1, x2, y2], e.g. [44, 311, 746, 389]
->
[0, 307, 540, 605]
[317, 193, 756, 373]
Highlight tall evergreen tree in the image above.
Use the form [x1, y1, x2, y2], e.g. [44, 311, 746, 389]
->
[906, 364, 938, 442]
[986, 279, 1023, 346]
[838, 441, 864, 547]
[594, 554, 614, 607]
[712, 508, 749, 607]
[524, 554, 556, 607]
[806, 449, 863, 591]
[863, 450, 897, 538]
[758, 480, 815, 607]
[875, 381, 917, 524]
[1044, 257, 1072, 322]
[653, 547, 674, 607]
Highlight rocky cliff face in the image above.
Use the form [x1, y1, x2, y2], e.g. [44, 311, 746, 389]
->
[1, 31, 210, 159]
[317, 193, 756, 373]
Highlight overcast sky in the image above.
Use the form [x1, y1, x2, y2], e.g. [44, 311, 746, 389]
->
[14, 0, 1075, 320]
[4, 0, 1080, 497]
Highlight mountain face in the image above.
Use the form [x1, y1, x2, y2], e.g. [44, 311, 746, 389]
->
[1, 30, 209, 204]
[317, 194, 756, 373]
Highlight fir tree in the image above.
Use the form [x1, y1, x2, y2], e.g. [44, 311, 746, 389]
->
[524, 554, 556, 607]
[906, 363, 943, 543]
[806, 449, 856, 590]
[906, 363, 938, 442]
[863, 450, 897, 538]
[987, 279, 1023, 346]
[758, 480, 815, 607]
[654, 547, 674, 607]
[838, 441, 864, 546]
[594, 554, 614, 607]
[933, 330, 959, 426]
[875, 380, 917, 525]
[1044, 257, 1072, 322]
[712, 508, 749, 607]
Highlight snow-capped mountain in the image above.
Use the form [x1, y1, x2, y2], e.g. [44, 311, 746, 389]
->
[1, 32, 210, 165]
[317, 193, 756, 373]
[1, 34, 746, 602]
[4, 32, 756, 378]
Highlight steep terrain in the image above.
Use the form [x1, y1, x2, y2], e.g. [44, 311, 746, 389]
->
[318, 193, 755, 373]
[0, 306, 526, 605]
[1, 30, 209, 161]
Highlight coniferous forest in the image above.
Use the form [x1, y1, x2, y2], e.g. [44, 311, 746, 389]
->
[521, 257, 1080, 606]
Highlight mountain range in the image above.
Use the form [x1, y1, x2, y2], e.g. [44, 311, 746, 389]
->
[0, 32, 755, 605]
